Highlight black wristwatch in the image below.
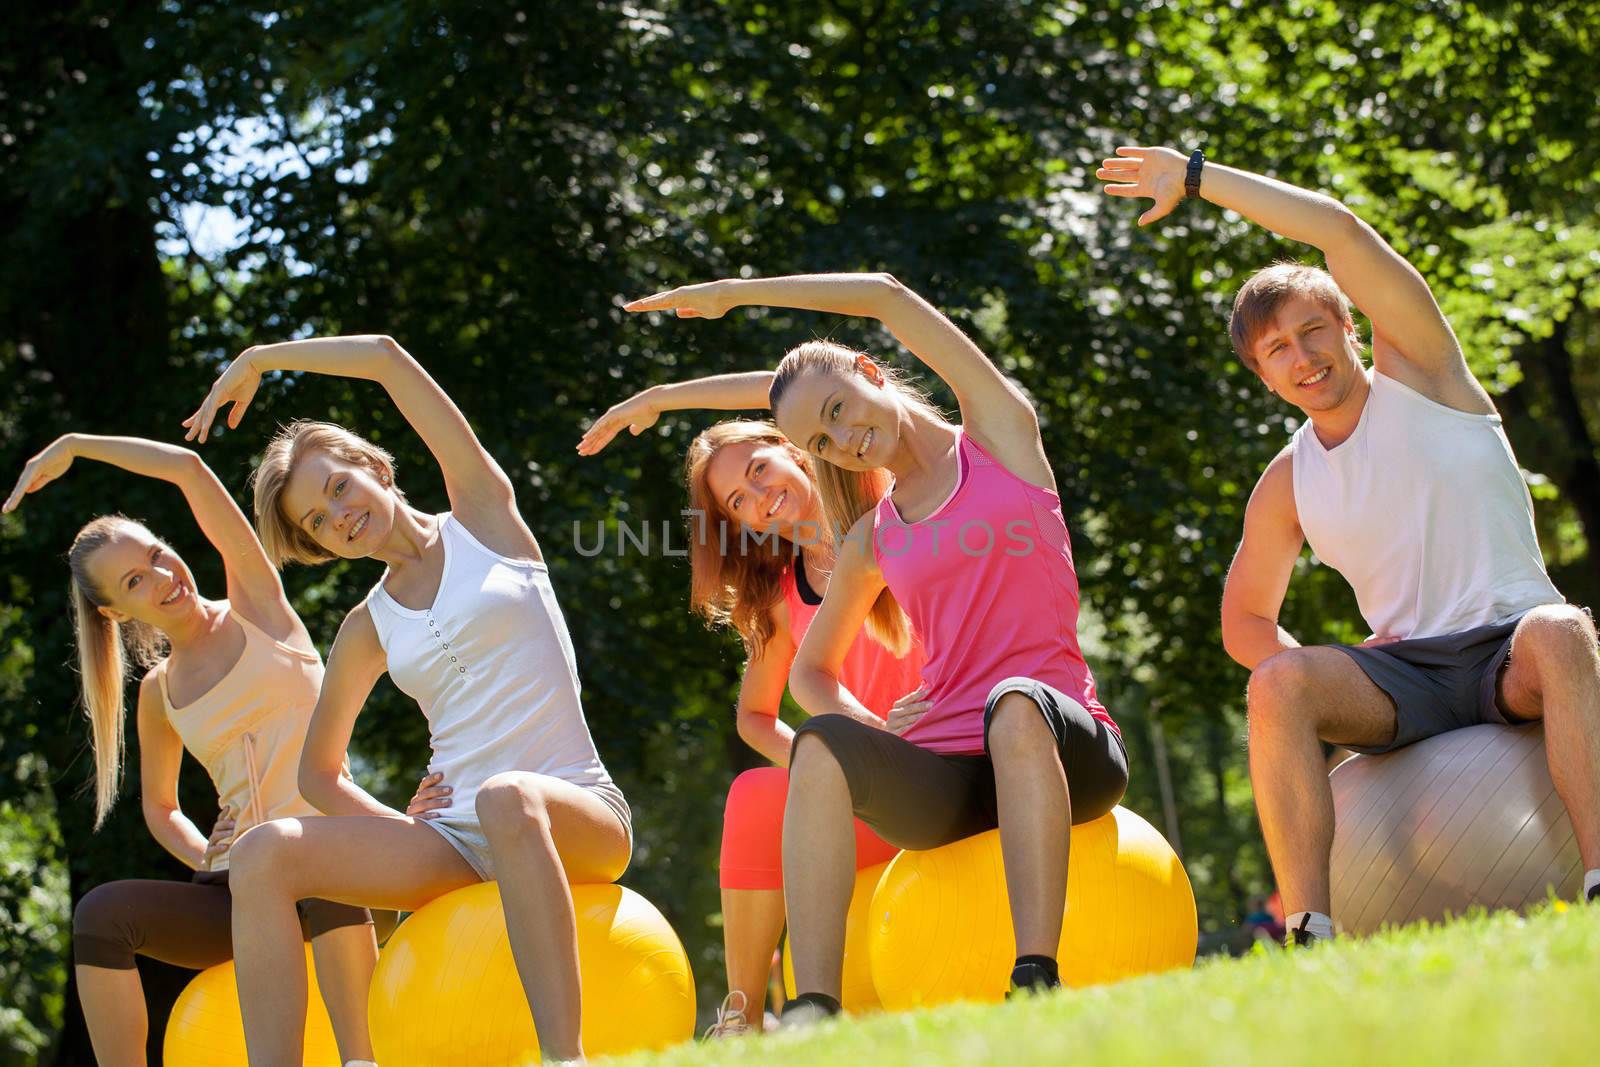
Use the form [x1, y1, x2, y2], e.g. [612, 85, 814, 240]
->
[1185, 149, 1205, 199]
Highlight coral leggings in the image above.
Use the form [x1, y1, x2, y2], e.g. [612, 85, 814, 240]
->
[718, 766, 900, 890]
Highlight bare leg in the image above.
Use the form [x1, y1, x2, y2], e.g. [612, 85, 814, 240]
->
[988, 692, 1072, 958]
[76, 966, 148, 1067]
[1246, 648, 1398, 916]
[475, 772, 631, 1064]
[782, 733, 855, 1001]
[1497, 605, 1600, 867]
[227, 816, 480, 1067]
[721, 887, 787, 1019]
[308, 922, 379, 1063]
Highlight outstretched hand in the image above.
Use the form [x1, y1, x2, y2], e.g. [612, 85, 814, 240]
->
[576, 390, 662, 456]
[4, 437, 75, 513]
[183, 350, 263, 443]
[1095, 146, 1189, 226]
[623, 281, 733, 319]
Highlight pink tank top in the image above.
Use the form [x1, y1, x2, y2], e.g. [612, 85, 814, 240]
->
[872, 431, 1114, 755]
[781, 556, 925, 721]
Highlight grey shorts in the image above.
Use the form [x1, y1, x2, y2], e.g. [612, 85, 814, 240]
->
[1334, 613, 1535, 755]
[423, 780, 633, 880]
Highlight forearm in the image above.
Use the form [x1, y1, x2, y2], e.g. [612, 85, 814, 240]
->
[143, 806, 208, 869]
[788, 664, 884, 729]
[1197, 161, 1360, 254]
[736, 710, 796, 768]
[722, 273, 906, 323]
[244, 334, 400, 386]
[651, 372, 776, 412]
[1223, 613, 1302, 672]
[64, 434, 204, 486]
[300, 762, 400, 818]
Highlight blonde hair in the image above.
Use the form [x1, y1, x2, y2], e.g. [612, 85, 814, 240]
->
[768, 341, 945, 656]
[250, 420, 404, 567]
[1229, 262, 1357, 372]
[68, 516, 170, 829]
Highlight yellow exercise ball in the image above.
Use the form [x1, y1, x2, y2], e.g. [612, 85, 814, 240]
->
[369, 881, 695, 1064]
[781, 859, 892, 1013]
[868, 807, 1196, 1010]
[164, 942, 342, 1066]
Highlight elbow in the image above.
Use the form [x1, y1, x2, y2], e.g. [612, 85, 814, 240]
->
[788, 664, 830, 716]
[141, 800, 176, 836]
[1327, 204, 1370, 248]
[872, 271, 910, 305]
[297, 760, 339, 812]
[735, 709, 771, 749]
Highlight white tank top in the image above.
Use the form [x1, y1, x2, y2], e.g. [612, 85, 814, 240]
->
[1290, 369, 1562, 640]
[365, 514, 616, 815]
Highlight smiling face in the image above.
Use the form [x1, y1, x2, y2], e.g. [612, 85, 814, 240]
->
[1249, 295, 1366, 414]
[278, 448, 398, 561]
[83, 524, 201, 629]
[771, 366, 902, 472]
[704, 438, 821, 537]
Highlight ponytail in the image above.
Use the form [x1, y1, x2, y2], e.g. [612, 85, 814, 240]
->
[68, 516, 169, 828]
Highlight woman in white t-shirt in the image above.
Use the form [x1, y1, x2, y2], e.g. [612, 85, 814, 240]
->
[185, 334, 629, 1066]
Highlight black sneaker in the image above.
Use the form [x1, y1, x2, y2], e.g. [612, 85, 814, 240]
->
[1588, 884, 1599, 905]
[778, 993, 840, 1030]
[1006, 961, 1061, 999]
[1286, 913, 1320, 948]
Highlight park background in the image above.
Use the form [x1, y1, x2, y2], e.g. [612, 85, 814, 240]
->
[0, 2, 1594, 1063]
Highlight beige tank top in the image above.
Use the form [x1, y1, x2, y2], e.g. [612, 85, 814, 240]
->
[155, 606, 325, 870]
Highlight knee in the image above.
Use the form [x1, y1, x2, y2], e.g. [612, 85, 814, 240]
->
[1246, 650, 1318, 733]
[475, 772, 552, 833]
[725, 767, 787, 823]
[986, 690, 1053, 760]
[227, 818, 299, 889]
[789, 722, 854, 790]
[72, 882, 123, 942]
[1517, 606, 1598, 668]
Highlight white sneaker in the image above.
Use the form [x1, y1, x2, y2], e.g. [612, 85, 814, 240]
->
[702, 991, 756, 1039]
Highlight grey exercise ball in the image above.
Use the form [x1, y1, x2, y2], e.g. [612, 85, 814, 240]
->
[1329, 723, 1581, 935]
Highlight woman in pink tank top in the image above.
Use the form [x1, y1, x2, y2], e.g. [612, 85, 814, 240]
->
[576, 414, 922, 1034]
[625, 272, 1129, 1020]
[4, 434, 378, 1067]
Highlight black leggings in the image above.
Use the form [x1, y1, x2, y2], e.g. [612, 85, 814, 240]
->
[72, 869, 372, 970]
[791, 675, 1129, 851]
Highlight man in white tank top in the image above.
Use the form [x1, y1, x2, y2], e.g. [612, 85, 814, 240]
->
[1098, 146, 1600, 942]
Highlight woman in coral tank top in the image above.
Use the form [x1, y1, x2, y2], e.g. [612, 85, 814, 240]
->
[574, 406, 923, 1035]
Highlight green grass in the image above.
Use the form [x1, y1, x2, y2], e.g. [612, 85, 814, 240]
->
[609, 902, 1598, 1067]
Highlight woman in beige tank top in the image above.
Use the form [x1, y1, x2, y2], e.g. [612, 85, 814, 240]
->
[4, 434, 380, 1067]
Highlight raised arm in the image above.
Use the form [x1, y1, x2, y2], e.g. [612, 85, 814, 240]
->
[576, 371, 776, 456]
[185, 336, 533, 557]
[1097, 147, 1475, 392]
[787, 514, 895, 729]
[1220, 450, 1307, 671]
[297, 603, 404, 819]
[626, 274, 1049, 479]
[5, 434, 294, 635]
[136, 673, 210, 869]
